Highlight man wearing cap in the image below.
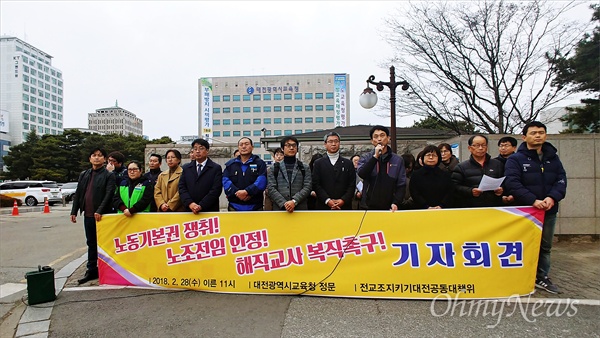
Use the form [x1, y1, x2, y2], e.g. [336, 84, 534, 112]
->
[312, 131, 356, 210]
[178, 138, 223, 213]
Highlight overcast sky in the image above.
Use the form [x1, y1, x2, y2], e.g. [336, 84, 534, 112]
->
[0, 1, 593, 140]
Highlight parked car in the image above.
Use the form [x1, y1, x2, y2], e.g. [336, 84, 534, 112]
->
[0, 180, 62, 206]
[60, 182, 78, 202]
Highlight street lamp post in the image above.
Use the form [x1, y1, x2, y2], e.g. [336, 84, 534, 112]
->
[359, 66, 409, 153]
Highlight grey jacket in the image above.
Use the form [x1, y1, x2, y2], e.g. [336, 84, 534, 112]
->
[267, 159, 312, 210]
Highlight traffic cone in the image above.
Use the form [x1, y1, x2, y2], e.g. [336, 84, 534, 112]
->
[11, 200, 19, 216]
[42, 199, 50, 214]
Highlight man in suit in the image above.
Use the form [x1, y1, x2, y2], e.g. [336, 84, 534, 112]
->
[178, 138, 223, 213]
[312, 131, 356, 210]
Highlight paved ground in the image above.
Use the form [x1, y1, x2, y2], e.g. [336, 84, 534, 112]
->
[3, 206, 599, 337]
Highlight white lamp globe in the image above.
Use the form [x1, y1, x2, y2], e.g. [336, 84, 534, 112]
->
[359, 89, 378, 109]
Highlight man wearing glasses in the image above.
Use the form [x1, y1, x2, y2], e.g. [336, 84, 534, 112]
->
[451, 134, 505, 208]
[311, 132, 356, 210]
[267, 136, 312, 212]
[495, 136, 518, 165]
[178, 138, 223, 213]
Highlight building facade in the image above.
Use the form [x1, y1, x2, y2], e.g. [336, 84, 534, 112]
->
[88, 103, 143, 136]
[0, 36, 64, 146]
[198, 73, 349, 161]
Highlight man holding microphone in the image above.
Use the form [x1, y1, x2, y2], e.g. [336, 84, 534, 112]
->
[357, 125, 406, 211]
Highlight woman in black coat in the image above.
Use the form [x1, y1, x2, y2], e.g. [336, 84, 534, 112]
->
[409, 145, 454, 209]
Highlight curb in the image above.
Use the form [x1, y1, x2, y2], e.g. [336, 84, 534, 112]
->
[15, 254, 86, 338]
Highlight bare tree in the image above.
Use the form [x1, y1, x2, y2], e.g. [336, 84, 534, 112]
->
[380, 0, 587, 134]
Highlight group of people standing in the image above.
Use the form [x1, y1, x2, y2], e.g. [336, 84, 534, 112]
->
[69, 121, 566, 295]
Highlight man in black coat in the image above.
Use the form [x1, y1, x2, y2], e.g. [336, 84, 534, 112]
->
[178, 138, 223, 213]
[312, 132, 356, 210]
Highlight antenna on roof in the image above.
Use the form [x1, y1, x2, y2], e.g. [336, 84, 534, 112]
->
[115, 99, 118, 107]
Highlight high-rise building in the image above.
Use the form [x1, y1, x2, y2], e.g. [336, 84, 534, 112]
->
[199, 73, 349, 161]
[0, 36, 64, 146]
[88, 102, 143, 136]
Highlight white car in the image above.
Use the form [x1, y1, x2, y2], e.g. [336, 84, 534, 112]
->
[60, 182, 78, 202]
[0, 180, 62, 206]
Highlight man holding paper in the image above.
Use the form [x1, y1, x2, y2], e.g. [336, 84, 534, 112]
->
[451, 135, 505, 208]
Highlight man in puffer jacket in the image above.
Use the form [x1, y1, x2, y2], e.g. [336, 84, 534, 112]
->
[505, 121, 567, 294]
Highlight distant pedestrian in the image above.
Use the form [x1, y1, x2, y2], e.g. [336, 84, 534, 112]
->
[504, 121, 567, 294]
[70, 147, 115, 284]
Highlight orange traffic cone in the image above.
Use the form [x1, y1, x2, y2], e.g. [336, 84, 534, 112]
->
[11, 200, 19, 216]
[42, 199, 50, 214]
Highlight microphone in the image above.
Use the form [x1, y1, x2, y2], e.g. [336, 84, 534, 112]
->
[377, 144, 383, 155]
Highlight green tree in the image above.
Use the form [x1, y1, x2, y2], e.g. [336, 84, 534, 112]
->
[3, 130, 40, 180]
[548, 4, 599, 133]
[412, 116, 475, 134]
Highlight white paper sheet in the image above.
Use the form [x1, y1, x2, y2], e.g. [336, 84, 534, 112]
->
[477, 175, 505, 191]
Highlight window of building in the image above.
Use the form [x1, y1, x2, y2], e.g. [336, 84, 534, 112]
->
[253, 130, 261, 136]
[326, 117, 334, 123]
[326, 105, 334, 111]
[326, 92, 334, 99]
[264, 154, 272, 160]
[223, 119, 231, 125]
[305, 93, 313, 99]
[30, 115, 36, 121]
[305, 105, 313, 111]
[294, 118, 302, 123]
[305, 129, 313, 132]
[233, 95, 241, 101]
[284, 130, 293, 135]
[23, 122, 29, 129]
[316, 117, 324, 123]
[253, 118, 261, 124]
[264, 94, 271, 101]
[253, 94, 261, 101]
[305, 117, 313, 123]
[233, 119, 241, 125]
[233, 131, 241, 136]
[284, 118, 292, 124]
[243, 131, 251, 136]
[274, 118, 282, 124]
[274, 130, 282, 136]
[294, 129, 302, 134]
[243, 95, 251, 101]
[284, 106, 292, 112]
[223, 107, 231, 113]
[263, 106, 272, 113]
[274, 94, 282, 100]
[264, 118, 271, 124]
[253, 107, 261, 113]
[273, 106, 282, 112]
[284, 93, 292, 100]
[223, 131, 231, 137]
[214, 120, 221, 125]
[213, 96, 221, 102]
[23, 113, 29, 120]
[243, 107, 251, 113]
[294, 93, 302, 100]
[223, 95, 231, 102]
[294, 106, 302, 112]
[243, 119, 251, 124]
[214, 131, 221, 137]
[315, 105, 324, 111]
[213, 107, 220, 114]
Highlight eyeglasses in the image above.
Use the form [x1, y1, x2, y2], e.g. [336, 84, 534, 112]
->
[128, 168, 140, 172]
[424, 153, 438, 158]
[498, 144, 513, 148]
[192, 146, 206, 152]
[470, 144, 487, 149]
[284, 143, 297, 149]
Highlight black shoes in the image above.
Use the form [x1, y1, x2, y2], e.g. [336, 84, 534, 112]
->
[78, 270, 99, 284]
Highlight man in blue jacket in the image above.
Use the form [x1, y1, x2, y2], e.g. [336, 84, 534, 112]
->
[178, 138, 223, 213]
[223, 137, 267, 211]
[504, 121, 567, 294]
[357, 125, 406, 211]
